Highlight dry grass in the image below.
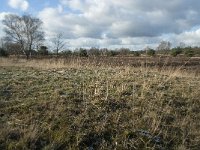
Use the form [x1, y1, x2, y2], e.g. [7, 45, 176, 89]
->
[0, 57, 200, 149]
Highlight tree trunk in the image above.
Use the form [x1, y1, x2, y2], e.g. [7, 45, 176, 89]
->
[56, 48, 59, 57]
[28, 45, 32, 59]
[25, 51, 29, 59]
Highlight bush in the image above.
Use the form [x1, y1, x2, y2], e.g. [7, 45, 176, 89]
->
[87, 47, 101, 57]
[118, 48, 130, 55]
[146, 49, 155, 56]
[61, 50, 72, 57]
[132, 51, 141, 57]
[107, 50, 119, 57]
[38, 46, 48, 56]
[79, 48, 88, 57]
[171, 48, 182, 57]
[0, 48, 9, 57]
[184, 49, 194, 57]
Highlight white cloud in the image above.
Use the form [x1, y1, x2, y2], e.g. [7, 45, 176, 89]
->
[172, 28, 200, 46]
[0, 12, 9, 20]
[0, 12, 11, 39]
[8, 0, 29, 11]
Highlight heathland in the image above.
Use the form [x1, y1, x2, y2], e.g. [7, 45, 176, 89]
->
[0, 56, 200, 149]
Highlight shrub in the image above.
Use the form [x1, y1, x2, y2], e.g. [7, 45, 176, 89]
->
[146, 49, 156, 56]
[61, 50, 72, 57]
[132, 51, 141, 57]
[118, 48, 130, 55]
[38, 46, 48, 56]
[87, 47, 101, 57]
[171, 48, 182, 57]
[0, 48, 9, 57]
[107, 50, 119, 57]
[79, 48, 88, 57]
[184, 49, 194, 57]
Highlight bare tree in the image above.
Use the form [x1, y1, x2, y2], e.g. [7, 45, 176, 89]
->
[2, 14, 44, 59]
[0, 38, 5, 48]
[157, 41, 171, 51]
[179, 42, 186, 48]
[5, 42, 23, 55]
[51, 33, 65, 57]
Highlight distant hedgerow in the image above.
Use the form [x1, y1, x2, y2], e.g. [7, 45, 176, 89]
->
[0, 48, 9, 57]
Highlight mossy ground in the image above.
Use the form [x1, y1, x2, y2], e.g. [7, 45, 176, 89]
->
[0, 59, 200, 149]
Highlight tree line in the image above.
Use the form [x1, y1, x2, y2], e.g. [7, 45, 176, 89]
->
[0, 14, 200, 58]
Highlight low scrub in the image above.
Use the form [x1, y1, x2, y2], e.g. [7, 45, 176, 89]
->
[0, 48, 9, 57]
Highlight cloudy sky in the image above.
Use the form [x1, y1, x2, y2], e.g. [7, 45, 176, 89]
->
[1, 0, 200, 50]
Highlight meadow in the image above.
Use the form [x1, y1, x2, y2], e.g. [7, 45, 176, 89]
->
[0, 56, 200, 149]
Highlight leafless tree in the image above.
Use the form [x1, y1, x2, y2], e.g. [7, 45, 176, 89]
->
[5, 42, 23, 55]
[157, 41, 171, 51]
[0, 38, 3, 48]
[51, 33, 65, 57]
[2, 14, 44, 59]
[179, 42, 186, 48]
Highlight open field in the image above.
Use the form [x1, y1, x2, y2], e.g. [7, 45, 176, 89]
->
[0, 57, 200, 149]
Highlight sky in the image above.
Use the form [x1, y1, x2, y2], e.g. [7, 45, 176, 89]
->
[1, 0, 200, 50]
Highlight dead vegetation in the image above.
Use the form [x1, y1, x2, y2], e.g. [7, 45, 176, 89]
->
[0, 57, 200, 149]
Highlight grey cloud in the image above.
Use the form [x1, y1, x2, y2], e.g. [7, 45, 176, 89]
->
[38, 0, 200, 48]
[1, 0, 200, 49]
